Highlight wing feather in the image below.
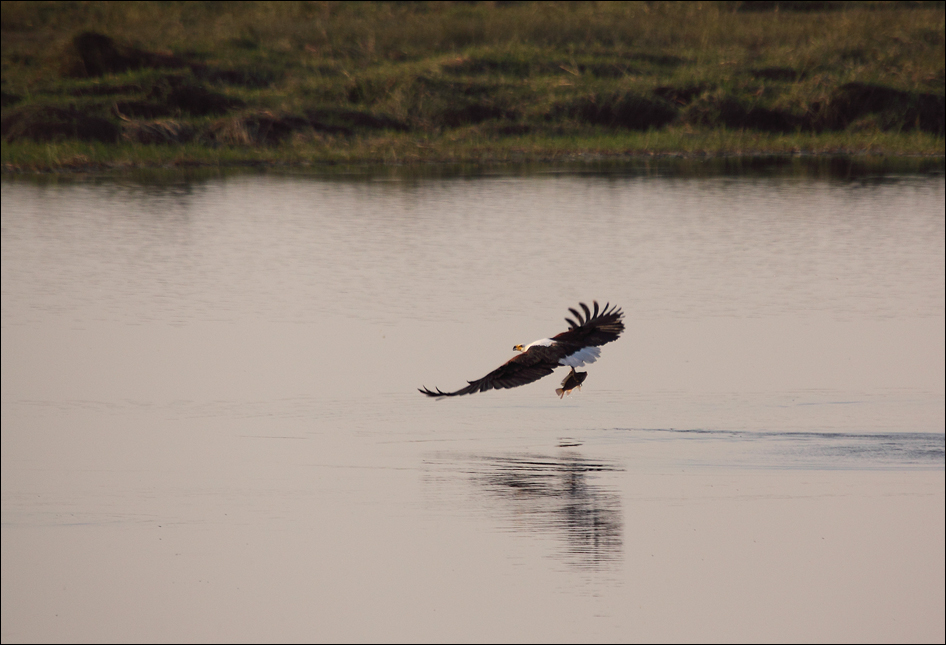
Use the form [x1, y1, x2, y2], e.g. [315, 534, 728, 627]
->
[580, 302, 592, 322]
[419, 351, 558, 397]
[567, 307, 583, 328]
[552, 300, 624, 348]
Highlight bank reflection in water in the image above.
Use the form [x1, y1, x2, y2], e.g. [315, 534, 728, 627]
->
[430, 450, 624, 570]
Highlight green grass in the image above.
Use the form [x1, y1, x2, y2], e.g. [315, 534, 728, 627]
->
[2, 1, 943, 172]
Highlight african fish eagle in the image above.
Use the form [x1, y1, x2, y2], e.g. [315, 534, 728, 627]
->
[419, 301, 624, 397]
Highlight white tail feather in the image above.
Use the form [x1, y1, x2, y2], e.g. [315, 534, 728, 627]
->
[560, 346, 600, 367]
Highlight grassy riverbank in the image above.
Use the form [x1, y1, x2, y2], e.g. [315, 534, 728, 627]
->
[2, 2, 944, 172]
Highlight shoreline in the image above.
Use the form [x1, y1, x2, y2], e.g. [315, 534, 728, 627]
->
[3, 4, 942, 175]
[3, 145, 945, 176]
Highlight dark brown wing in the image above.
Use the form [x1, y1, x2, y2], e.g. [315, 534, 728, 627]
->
[419, 350, 558, 397]
[554, 301, 624, 348]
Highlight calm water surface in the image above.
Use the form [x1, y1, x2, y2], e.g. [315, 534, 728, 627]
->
[2, 165, 944, 641]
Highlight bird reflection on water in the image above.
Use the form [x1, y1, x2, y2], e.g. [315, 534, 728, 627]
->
[430, 449, 624, 571]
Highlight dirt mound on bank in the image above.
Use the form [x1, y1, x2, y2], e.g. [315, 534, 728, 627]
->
[118, 116, 196, 145]
[553, 92, 677, 130]
[813, 82, 944, 135]
[207, 111, 314, 146]
[62, 32, 189, 78]
[2, 104, 120, 143]
[680, 91, 798, 133]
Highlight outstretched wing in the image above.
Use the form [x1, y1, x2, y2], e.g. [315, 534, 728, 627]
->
[419, 352, 557, 397]
[555, 301, 624, 348]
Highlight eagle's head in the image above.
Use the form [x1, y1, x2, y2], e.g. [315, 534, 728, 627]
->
[512, 344, 525, 352]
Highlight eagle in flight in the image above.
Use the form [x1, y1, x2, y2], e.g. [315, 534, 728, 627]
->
[419, 301, 624, 398]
